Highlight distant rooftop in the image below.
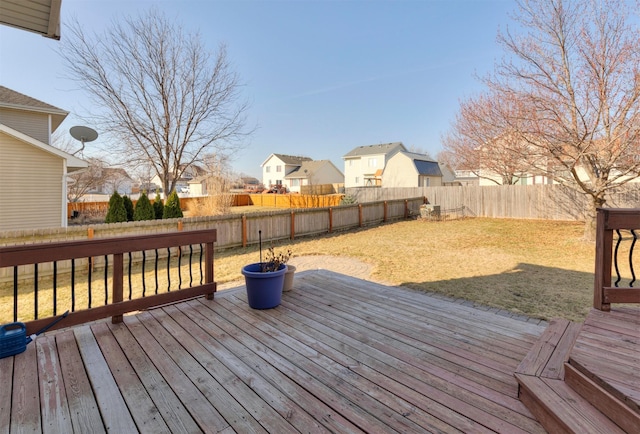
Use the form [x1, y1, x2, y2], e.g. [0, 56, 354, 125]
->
[343, 142, 406, 158]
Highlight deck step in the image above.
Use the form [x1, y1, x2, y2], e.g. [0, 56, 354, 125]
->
[516, 374, 626, 434]
[515, 318, 632, 433]
[566, 346, 640, 433]
[515, 317, 581, 380]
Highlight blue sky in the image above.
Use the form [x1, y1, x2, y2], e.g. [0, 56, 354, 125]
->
[0, 0, 513, 179]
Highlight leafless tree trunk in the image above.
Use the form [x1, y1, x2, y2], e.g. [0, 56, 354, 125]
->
[489, 0, 640, 239]
[60, 8, 251, 196]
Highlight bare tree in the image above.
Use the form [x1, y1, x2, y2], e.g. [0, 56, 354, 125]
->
[441, 91, 537, 185]
[489, 0, 640, 238]
[59, 8, 250, 196]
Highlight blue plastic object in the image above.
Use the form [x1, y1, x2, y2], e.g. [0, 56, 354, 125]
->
[242, 263, 287, 309]
[0, 322, 27, 359]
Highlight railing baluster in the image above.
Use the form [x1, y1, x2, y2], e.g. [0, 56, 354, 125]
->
[614, 229, 622, 287]
[13, 266, 18, 322]
[34, 263, 38, 320]
[53, 261, 57, 316]
[189, 245, 193, 287]
[199, 243, 204, 285]
[155, 248, 159, 295]
[71, 259, 76, 312]
[142, 250, 147, 297]
[88, 258, 92, 308]
[630, 229, 637, 287]
[167, 247, 171, 291]
[178, 247, 183, 289]
[128, 252, 133, 300]
[104, 255, 109, 305]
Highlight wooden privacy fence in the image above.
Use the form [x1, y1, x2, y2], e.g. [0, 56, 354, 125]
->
[593, 208, 640, 310]
[247, 193, 344, 208]
[2, 198, 424, 283]
[348, 184, 640, 221]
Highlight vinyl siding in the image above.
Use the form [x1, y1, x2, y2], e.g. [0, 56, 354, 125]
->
[0, 133, 64, 230]
[0, 108, 50, 144]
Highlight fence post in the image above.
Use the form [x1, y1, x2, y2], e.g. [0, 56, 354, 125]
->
[242, 215, 247, 247]
[177, 220, 183, 231]
[358, 204, 363, 227]
[383, 201, 388, 223]
[290, 210, 295, 240]
[404, 200, 409, 219]
[329, 207, 333, 233]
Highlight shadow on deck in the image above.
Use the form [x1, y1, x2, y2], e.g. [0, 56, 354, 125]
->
[2, 270, 548, 433]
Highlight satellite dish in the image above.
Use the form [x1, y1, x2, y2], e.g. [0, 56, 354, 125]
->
[69, 126, 98, 156]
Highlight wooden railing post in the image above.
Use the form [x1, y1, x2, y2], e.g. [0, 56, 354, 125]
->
[112, 253, 124, 323]
[290, 210, 295, 240]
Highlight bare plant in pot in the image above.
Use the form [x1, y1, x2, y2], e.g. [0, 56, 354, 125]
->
[241, 231, 292, 309]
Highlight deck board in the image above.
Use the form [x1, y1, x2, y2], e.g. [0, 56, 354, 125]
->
[4, 270, 550, 433]
[569, 307, 640, 414]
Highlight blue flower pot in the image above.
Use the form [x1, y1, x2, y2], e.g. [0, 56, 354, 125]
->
[241, 263, 287, 309]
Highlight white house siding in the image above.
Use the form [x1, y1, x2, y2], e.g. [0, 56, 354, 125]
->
[383, 154, 417, 187]
[383, 153, 444, 188]
[344, 155, 386, 188]
[0, 108, 50, 144]
[0, 133, 64, 230]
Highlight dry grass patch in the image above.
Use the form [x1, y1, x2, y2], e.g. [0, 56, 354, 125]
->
[215, 218, 596, 321]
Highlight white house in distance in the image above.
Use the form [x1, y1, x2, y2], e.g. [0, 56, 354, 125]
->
[0, 86, 88, 231]
[284, 160, 344, 193]
[261, 154, 312, 189]
[342, 142, 406, 188]
[383, 151, 444, 187]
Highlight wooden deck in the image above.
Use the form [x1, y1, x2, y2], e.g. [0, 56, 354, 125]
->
[1, 270, 549, 433]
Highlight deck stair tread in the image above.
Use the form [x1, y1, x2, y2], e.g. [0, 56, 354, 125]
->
[515, 315, 637, 433]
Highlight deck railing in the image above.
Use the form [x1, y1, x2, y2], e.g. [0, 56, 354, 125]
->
[0, 229, 216, 334]
[594, 208, 640, 310]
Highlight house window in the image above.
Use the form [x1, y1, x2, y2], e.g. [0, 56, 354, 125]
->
[422, 177, 430, 187]
[291, 179, 300, 187]
[368, 158, 378, 168]
[266, 166, 271, 173]
[276, 165, 282, 172]
[355, 176, 359, 184]
[349, 160, 353, 166]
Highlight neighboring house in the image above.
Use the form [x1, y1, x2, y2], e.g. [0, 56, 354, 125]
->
[342, 142, 406, 188]
[383, 151, 444, 187]
[261, 154, 312, 189]
[150, 163, 207, 193]
[90, 167, 134, 195]
[284, 160, 344, 193]
[0, 86, 87, 230]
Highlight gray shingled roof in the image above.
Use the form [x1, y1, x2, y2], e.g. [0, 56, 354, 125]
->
[273, 154, 313, 165]
[343, 142, 406, 158]
[0, 86, 67, 114]
[286, 160, 335, 178]
[0, 86, 68, 132]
